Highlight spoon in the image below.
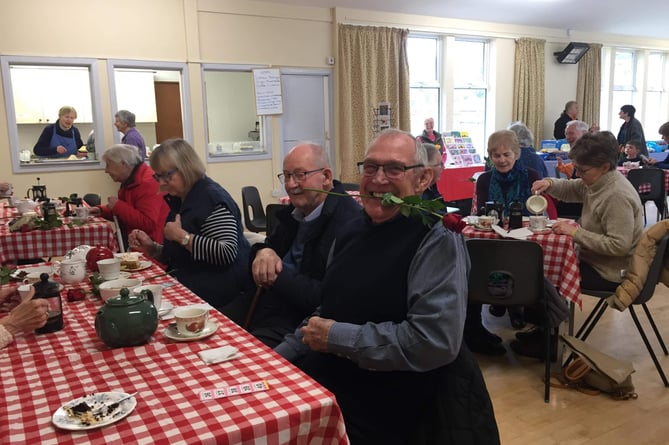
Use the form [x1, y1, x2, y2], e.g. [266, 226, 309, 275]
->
[90, 391, 138, 416]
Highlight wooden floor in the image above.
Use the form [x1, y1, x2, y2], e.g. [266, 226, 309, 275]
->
[479, 281, 669, 445]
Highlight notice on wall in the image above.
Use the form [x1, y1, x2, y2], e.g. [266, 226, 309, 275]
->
[253, 69, 283, 115]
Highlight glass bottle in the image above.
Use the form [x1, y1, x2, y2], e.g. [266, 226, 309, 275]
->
[33, 273, 64, 334]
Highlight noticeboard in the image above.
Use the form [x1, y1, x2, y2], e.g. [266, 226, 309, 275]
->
[252, 69, 283, 115]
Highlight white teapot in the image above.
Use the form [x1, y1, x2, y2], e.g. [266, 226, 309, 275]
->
[15, 198, 38, 215]
[55, 258, 87, 284]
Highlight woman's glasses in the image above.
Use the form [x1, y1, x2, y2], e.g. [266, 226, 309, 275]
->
[152, 168, 178, 182]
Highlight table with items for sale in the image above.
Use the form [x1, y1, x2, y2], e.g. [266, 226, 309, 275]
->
[0, 259, 348, 444]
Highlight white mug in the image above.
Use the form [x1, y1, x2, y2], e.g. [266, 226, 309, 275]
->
[55, 259, 87, 284]
[74, 207, 90, 218]
[97, 258, 121, 280]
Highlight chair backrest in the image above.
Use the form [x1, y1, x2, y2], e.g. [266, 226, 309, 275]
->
[626, 168, 666, 201]
[241, 186, 266, 232]
[265, 203, 284, 237]
[466, 239, 544, 307]
[634, 232, 669, 305]
[83, 193, 101, 206]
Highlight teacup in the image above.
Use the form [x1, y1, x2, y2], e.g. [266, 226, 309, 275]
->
[18, 283, 34, 301]
[97, 258, 121, 280]
[74, 207, 90, 218]
[16, 199, 37, 215]
[174, 307, 209, 336]
[529, 215, 549, 232]
[478, 215, 497, 229]
[55, 258, 87, 284]
[134, 284, 163, 311]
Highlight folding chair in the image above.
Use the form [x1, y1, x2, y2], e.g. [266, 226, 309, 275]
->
[241, 186, 267, 233]
[627, 168, 667, 224]
[575, 232, 669, 387]
[466, 238, 551, 402]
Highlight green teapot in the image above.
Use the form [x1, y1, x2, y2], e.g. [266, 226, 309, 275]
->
[95, 288, 158, 348]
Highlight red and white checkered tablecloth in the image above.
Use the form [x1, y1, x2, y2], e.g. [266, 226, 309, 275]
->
[0, 262, 348, 444]
[0, 204, 118, 265]
[462, 225, 582, 307]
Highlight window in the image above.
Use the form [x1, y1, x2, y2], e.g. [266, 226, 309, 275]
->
[408, 36, 440, 138]
[408, 36, 489, 156]
[202, 64, 271, 162]
[601, 48, 669, 141]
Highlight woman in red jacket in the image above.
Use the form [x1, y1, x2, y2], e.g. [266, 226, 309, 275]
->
[93, 144, 169, 247]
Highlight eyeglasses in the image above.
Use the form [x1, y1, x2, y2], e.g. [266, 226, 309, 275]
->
[573, 165, 594, 175]
[152, 168, 178, 182]
[357, 162, 424, 180]
[277, 168, 324, 184]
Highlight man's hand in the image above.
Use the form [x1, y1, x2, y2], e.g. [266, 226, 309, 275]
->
[300, 316, 335, 352]
[252, 248, 283, 287]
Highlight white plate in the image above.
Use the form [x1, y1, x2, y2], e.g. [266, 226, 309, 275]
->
[158, 301, 173, 316]
[52, 391, 137, 431]
[164, 321, 218, 342]
[120, 260, 152, 272]
[10, 265, 54, 279]
[473, 224, 494, 232]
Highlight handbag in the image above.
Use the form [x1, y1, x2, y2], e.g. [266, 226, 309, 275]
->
[554, 335, 638, 400]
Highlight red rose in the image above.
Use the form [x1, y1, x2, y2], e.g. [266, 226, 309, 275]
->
[442, 213, 466, 233]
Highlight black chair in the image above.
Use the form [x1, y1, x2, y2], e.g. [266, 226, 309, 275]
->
[264, 203, 284, 237]
[83, 193, 101, 206]
[241, 186, 267, 233]
[466, 238, 551, 402]
[341, 182, 360, 192]
[627, 168, 667, 224]
[575, 232, 669, 387]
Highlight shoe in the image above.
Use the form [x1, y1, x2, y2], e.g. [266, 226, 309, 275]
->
[466, 336, 507, 356]
[488, 305, 506, 317]
[515, 327, 540, 341]
[508, 306, 526, 330]
[510, 331, 557, 362]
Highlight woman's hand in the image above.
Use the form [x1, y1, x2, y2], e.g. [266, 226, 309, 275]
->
[107, 196, 119, 210]
[552, 220, 578, 237]
[531, 179, 551, 195]
[2, 298, 49, 335]
[128, 229, 154, 254]
[164, 214, 187, 244]
[56, 145, 67, 154]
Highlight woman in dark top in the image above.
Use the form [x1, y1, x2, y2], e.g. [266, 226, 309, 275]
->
[33, 105, 84, 158]
[467, 130, 541, 355]
[127, 138, 251, 307]
[617, 104, 647, 156]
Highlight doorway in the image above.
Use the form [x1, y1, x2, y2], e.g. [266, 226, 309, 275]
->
[154, 81, 183, 143]
[280, 69, 333, 172]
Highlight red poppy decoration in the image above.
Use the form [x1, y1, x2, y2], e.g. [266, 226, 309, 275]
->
[442, 213, 466, 233]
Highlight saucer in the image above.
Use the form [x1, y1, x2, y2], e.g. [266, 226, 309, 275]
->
[474, 224, 494, 232]
[530, 228, 552, 234]
[164, 321, 218, 342]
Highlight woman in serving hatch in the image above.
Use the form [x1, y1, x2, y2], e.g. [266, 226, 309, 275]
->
[33, 105, 84, 158]
[127, 138, 252, 308]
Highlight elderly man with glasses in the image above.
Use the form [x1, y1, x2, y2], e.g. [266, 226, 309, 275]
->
[223, 142, 361, 348]
[275, 129, 499, 445]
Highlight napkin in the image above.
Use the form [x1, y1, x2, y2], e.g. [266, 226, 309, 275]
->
[492, 225, 533, 240]
[198, 345, 240, 365]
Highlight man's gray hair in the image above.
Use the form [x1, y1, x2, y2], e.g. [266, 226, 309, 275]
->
[566, 120, 589, 133]
[102, 144, 142, 166]
[367, 128, 427, 166]
[115, 110, 137, 127]
[507, 121, 534, 147]
[288, 142, 331, 168]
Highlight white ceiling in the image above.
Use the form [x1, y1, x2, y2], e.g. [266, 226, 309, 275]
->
[263, 0, 669, 40]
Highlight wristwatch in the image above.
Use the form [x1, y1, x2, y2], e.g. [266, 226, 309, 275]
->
[181, 232, 191, 246]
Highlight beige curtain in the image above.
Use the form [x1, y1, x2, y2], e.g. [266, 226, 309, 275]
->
[576, 43, 603, 128]
[513, 38, 545, 143]
[337, 24, 410, 182]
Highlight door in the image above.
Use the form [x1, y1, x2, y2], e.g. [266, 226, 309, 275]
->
[280, 71, 332, 168]
[154, 81, 183, 143]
